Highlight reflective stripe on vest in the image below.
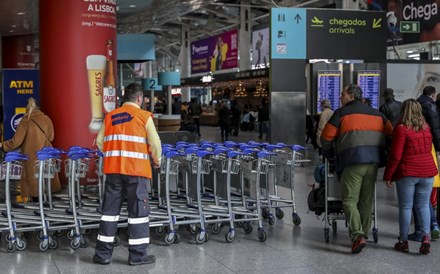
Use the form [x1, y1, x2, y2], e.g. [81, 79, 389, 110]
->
[97, 234, 114, 243]
[128, 237, 150, 245]
[104, 134, 147, 144]
[105, 150, 150, 160]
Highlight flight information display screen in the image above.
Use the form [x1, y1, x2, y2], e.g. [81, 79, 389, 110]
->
[357, 70, 380, 109]
[317, 70, 342, 112]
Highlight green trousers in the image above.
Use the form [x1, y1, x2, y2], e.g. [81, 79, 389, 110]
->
[340, 163, 378, 242]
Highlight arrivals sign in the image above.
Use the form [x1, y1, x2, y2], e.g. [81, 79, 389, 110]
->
[2, 69, 40, 140]
[271, 8, 387, 60]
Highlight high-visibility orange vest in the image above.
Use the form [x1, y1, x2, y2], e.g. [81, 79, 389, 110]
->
[103, 104, 152, 178]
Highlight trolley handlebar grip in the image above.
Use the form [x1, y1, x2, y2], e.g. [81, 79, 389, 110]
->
[200, 143, 214, 149]
[223, 141, 238, 148]
[96, 150, 104, 157]
[69, 153, 91, 160]
[265, 144, 284, 151]
[227, 151, 243, 158]
[36, 152, 58, 161]
[257, 150, 276, 158]
[213, 147, 229, 155]
[184, 147, 199, 155]
[41, 147, 66, 154]
[292, 144, 307, 151]
[242, 148, 259, 154]
[5, 152, 28, 162]
[196, 150, 214, 157]
[165, 150, 179, 158]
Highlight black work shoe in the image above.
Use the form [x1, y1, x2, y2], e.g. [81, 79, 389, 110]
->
[129, 255, 156, 266]
[93, 255, 111, 265]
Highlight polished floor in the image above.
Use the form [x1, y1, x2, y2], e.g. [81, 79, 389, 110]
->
[1, 126, 440, 274]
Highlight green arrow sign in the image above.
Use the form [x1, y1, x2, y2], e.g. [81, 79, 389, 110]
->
[400, 21, 420, 33]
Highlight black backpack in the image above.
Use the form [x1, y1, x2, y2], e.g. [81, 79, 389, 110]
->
[307, 187, 325, 216]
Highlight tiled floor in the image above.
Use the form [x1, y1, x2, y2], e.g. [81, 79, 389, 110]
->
[1, 126, 440, 273]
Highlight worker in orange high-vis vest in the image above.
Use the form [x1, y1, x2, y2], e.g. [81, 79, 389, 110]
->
[93, 83, 161, 266]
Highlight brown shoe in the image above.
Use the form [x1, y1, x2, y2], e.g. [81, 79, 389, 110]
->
[351, 235, 366, 254]
[420, 236, 430, 255]
[394, 239, 409, 252]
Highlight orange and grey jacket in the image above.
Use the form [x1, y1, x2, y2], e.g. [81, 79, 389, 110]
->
[320, 100, 393, 172]
[102, 104, 156, 178]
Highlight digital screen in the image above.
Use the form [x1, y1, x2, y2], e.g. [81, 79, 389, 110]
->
[317, 70, 342, 112]
[357, 70, 380, 109]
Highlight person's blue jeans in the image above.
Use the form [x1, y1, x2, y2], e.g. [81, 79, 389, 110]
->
[413, 203, 438, 232]
[396, 176, 433, 241]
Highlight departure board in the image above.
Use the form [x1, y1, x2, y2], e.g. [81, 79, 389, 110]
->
[317, 70, 342, 112]
[357, 70, 380, 109]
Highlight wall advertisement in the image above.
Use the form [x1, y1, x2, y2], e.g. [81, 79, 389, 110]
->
[191, 29, 238, 74]
[39, 0, 117, 184]
[2, 69, 40, 140]
[252, 28, 270, 68]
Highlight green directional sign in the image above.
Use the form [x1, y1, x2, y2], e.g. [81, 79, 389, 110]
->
[400, 21, 420, 33]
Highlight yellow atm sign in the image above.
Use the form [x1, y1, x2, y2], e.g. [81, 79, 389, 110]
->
[9, 80, 34, 94]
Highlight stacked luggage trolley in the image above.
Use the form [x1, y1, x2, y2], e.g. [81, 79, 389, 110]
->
[0, 140, 309, 252]
[322, 158, 378, 243]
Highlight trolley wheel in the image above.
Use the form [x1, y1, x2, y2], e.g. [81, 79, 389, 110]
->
[243, 223, 253, 234]
[268, 215, 275, 226]
[6, 241, 16, 253]
[155, 226, 165, 236]
[16, 238, 27, 251]
[173, 233, 181, 244]
[186, 224, 198, 235]
[210, 224, 222, 235]
[258, 229, 267, 242]
[225, 231, 235, 243]
[49, 238, 58, 250]
[372, 227, 379, 243]
[39, 240, 49, 252]
[262, 209, 269, 220]
[69, 239, 80, 250]
[113, 235, 121, 246]
[36, 231, 45, 241]
[292, 213, 301, 226]
[67, 229, 75, 240]
[324, 228, 330, 243]
[80, 235, 89, 248]
[164, 234, 174, 245]
[275, 208, 284, 219]
[54, 230, 64, 238]
[5, 233, 13, 242]
[195, 232, 207, 244]
[332, 220, 337, 233]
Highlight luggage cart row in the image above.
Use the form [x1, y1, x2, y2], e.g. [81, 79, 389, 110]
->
[0, 140, 309, 252]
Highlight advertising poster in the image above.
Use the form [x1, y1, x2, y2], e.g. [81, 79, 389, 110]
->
[191, 29, 238, 74]
[368, 0, 440, 45]
[39, 0, 117, 184]
[387, 63, 440, 101]
[252, 28, 270, 68]
[2, 69, 40, 140]
[1, 34, 39, 69]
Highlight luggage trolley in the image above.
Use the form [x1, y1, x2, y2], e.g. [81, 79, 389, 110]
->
[323, 158, 378, 243]
[2, 152, 28, 252]
[259, 143, 309, 226]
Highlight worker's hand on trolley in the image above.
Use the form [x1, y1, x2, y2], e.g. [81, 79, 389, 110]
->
[153, 161, 160, 169]
[385, 180, 394, 188]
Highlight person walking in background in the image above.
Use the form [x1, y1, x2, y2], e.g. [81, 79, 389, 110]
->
[316, 99, 334, 156]
[93, 83, 162, 266]
[0, 97, 61, 203]
[379, 88, 402, 127]
[258, 98, 270, 141]
[321, 84, 393, 254]
[218, 100, 231, 142]
[384, 99, 437, 254]
[189, 98, 202, 137]
[230, 100, 241, 136]
[410, 86, 440, 241]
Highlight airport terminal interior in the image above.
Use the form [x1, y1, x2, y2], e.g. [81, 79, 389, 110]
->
[2, 0, 440, 273]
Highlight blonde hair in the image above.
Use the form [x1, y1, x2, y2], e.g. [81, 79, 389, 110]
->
[25, 97, 39, 119]
[400, 99, 426, 131]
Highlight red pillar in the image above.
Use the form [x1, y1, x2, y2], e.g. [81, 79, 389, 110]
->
[39, 0, 117, 183]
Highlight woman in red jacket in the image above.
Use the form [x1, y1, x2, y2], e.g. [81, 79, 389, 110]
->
[384, 99, 438, 254]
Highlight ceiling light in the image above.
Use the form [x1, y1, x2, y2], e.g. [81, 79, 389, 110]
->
[17, 12, 26, 15]
[129, 4, 136, 8]
[9, 30, 15, 33]
[11, 25, 16, 28]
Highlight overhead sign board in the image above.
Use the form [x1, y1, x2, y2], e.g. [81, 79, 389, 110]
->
[400, 21, 420, 33]
[271, 8, 387, 60]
